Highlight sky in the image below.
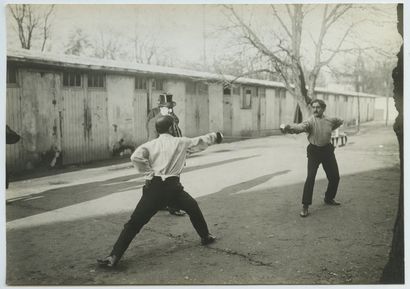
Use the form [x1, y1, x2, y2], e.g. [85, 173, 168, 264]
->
[4, 3, 402, 70]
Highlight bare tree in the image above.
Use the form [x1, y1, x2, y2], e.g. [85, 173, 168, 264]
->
[93, 30, 124, 60]
[223, 4, 357, 118]
[131, 34, 158, 64]
[8, 4, 55, 51]
[64, 28, 92, 56]
[40, 5, 55, 52]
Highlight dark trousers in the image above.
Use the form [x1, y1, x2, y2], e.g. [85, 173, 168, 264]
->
[302, 143, 340, 206]
[110, 176, 210, 259]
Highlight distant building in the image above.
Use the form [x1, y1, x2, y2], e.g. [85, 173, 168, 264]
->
[374, 96, 397, 122]
[6, 49, 379, 172]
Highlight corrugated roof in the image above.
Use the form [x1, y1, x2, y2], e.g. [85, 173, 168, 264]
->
[7, 49, 378, 98]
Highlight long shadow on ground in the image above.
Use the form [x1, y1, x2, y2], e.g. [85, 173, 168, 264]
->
[6, 155, 259, 221]
[6, 166, 400, 285]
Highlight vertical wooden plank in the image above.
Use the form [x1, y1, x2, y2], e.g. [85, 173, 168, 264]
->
[134, 91, 149, 145]
[223, 94, 233, 136]
[88, 89, 110, 161]
[208, 83, 223, 133]
[264, 88, 275, 129]
[185, 82, 196, 137]
[197, 86, 209, 135]
[61, 88, 87, 165]
[260, 89, 266, 131]
[6, 87, 24, 171]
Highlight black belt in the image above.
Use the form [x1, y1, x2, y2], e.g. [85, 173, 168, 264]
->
[152, 176, 180, 181]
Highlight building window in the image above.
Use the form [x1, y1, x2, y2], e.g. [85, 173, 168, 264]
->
[344, 95, 348, 102]
[7, 66, 18, 85]
[88, 72, 105, 88]
[186, 81, 196, 94]
[135, 77, 148, 90]
[323, 94, 329, 101]
[152, 79, 164, 90]
[223, 84, 240, 95]
[198, 83, 208, 94]
[63, 71, 82, 87]
[223, 86, 231, 95]
[242, 88, 252, 109]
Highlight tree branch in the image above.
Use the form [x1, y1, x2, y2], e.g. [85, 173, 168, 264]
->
[270, 5, 291, 38]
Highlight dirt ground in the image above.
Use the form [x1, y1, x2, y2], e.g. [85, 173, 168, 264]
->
[5, 122, 401, 285]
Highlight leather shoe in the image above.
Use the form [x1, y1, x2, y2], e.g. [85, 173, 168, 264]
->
[324, 199, 341, 206]
[201, 234, 216, 245]
[300, 207, 309, 217]
[97, 255, 118, 268]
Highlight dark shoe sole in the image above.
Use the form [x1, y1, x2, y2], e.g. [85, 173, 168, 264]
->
[201, 237, 216, 245]
[324, 201, 341, 206]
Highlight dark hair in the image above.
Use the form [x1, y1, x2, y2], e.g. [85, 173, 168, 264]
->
[155, 115, 174, 134]
[310, 99, 326, 109]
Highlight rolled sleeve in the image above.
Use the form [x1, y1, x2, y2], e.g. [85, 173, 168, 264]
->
[186, 133, 217, 154]
[130, 145, 152, 173]
[288, 120, 310, 134]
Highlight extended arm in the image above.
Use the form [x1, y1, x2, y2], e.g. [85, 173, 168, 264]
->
[281, 121, 310, 134]
[186, 132, 223, 154]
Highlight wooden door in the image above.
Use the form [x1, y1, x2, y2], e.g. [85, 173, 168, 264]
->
[87, 89, 110, 161]
[61, 88, 88, 164]
[61, 77, 109, 165]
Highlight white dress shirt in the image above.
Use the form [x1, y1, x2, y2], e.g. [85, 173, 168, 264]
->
[131, 133, 219, 180]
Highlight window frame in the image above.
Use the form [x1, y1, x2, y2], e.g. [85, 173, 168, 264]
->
[7, 66, 18, 87]
[135, 76, 148, 90]
[62, 71, 83, 88]
[87, 72, 106, 89]
[152, 78, 164, 91]
[241, 87, 253, 109]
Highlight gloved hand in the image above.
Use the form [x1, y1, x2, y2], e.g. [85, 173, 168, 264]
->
[216, 132, 224, 144]
[280, 124, 290, 134]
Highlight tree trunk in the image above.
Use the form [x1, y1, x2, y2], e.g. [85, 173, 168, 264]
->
[380, 3, 403, 284]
